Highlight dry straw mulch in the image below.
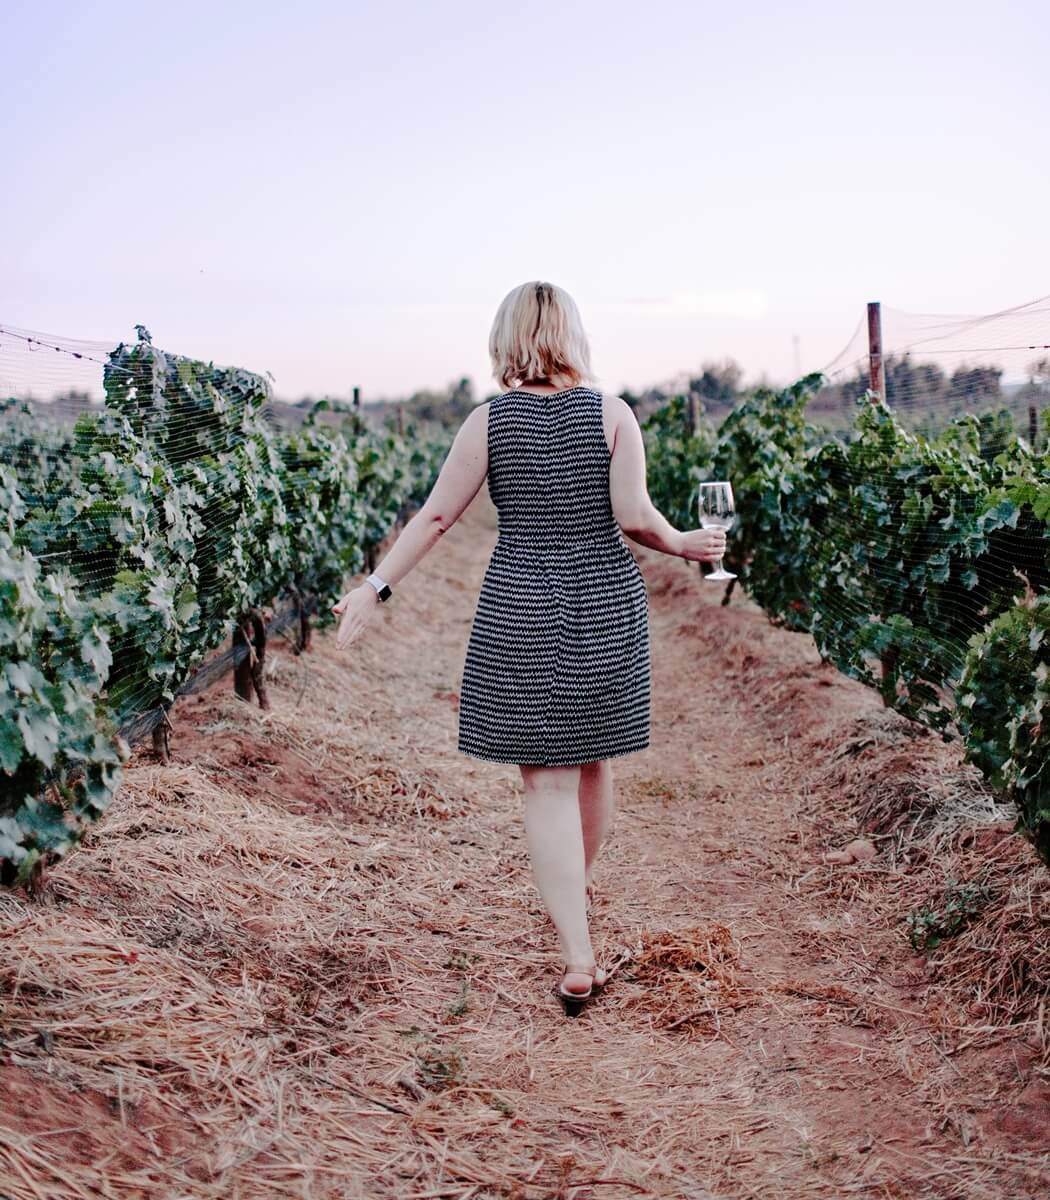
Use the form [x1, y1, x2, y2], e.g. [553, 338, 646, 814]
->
[2, 501, 1049, 1199]
[620, 925, 749, 1034]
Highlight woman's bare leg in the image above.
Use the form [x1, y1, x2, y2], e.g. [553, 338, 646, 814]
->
[519, 764, 602, 994]
[578, 759, 614, 890]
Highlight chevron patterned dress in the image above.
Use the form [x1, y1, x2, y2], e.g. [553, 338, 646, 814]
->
[457, 387, 651, 766]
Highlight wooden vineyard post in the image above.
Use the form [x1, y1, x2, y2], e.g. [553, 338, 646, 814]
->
[298, 591, 312, 654]
[397, 405, 404, 435]
[867, 301, 886, 403]
[233, 610, 271, 710]
[151, 705, 173, 763]
[1030, 404, 1039, 452]
[687, 391, 700, 435]
[869, 300, 897, 697]
[353, 386, 361, 409]
[289, 583, 312, 654]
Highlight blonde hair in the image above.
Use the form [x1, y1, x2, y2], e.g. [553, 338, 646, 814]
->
[489, 281, 595, 390]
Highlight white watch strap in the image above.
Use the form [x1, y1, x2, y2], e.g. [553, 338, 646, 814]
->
[366, 572, 390, 596]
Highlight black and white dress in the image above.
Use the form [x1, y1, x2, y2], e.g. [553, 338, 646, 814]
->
[457, 387, 651, 766]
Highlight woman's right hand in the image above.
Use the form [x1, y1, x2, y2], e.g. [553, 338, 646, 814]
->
[331, 584, 380, 650]
[680, 528, 728, 563]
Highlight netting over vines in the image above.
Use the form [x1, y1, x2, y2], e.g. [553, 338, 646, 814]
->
[642, 298, 1050, 865]
[0, 324, 451, 883]
[812, 295, 1050, 441]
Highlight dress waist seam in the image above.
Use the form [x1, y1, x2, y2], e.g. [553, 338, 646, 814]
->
[496, 531, 622, 548]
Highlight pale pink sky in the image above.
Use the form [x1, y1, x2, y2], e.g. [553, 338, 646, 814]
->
[3, 0, 1048, 401]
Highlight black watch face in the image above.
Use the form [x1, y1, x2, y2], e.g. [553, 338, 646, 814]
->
[379, 584, 392, 601]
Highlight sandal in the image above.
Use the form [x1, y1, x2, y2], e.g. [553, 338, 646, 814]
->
[555, 962, 607, 1017]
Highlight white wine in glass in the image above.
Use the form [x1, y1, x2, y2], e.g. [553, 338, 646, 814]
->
[698, 481, 737, 582]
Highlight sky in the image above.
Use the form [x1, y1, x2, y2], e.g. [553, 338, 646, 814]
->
[3, 0, 1049, 402]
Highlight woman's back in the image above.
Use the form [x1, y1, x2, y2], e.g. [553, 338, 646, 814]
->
[486, 386, 619, 545]
[458, 384, 651, 767]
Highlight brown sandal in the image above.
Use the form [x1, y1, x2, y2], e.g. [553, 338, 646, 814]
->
[555, 963, 607, 1017]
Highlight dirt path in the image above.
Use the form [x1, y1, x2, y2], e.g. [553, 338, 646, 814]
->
[2, 490, 1048, 1200]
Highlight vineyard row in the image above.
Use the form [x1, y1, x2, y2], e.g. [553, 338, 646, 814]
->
[0, 331, 450, 885]
[641, 377, 1049, 866]
[4, 351, 1048, 885]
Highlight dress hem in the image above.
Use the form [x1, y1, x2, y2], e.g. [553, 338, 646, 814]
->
[456, 738, 650, 768]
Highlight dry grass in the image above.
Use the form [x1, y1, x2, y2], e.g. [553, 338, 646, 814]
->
[620, 925, 748, 1035]
[720, 623, 1050, 1048]
[1, 498, 1048, 1199]
[796, 726, 1049, 1046]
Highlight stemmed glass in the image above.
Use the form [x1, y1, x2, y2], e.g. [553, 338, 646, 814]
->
[698, 481, 737, 582]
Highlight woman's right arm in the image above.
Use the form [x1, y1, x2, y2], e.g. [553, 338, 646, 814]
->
[606, 396, 726, 563]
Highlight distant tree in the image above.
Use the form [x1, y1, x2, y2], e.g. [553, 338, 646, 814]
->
[824, 354, 946, 412]
[50, 388, 95, 405]
[363, 377, 480, 429]
[32, 389, 98, 422]
[886, 356, 946, 415]
[821, 354, 953, 430]
[1028, 357, 1050, 387]
[448, 376, 475, 419]
[687, 360, 743, 413]
[946, 365, 1003, 414]
[1016, 357, 1050, 406]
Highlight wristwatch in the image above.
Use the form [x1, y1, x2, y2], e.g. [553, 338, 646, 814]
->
[365, 572, 392, 602]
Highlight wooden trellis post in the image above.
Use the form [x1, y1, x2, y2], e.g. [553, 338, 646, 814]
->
[869, 300, 898, 694]
[867, 301, 886, 402]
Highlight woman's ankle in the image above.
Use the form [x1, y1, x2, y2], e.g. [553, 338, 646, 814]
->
[561, 943, 595, 970]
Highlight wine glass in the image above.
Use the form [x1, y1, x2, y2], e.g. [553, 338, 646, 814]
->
[698, 481, 737, 582]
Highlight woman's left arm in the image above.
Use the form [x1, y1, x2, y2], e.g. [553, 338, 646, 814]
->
[332, 402, 490, 649]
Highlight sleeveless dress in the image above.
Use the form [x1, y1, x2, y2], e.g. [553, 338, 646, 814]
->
[457, 387, 651, 766]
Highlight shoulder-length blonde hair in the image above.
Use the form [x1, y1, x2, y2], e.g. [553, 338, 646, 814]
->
[489, 281, 595, 390]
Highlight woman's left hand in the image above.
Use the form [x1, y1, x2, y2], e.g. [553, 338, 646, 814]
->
[331, 585, 379, 650]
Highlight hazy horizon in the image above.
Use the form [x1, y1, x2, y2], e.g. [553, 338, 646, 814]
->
[4, 0, 1048, 402]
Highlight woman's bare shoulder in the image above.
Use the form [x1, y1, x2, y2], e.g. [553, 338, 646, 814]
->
[596, 392, 638, 429]
[595, 392, 636, 454]
[596, 391, 632, 412]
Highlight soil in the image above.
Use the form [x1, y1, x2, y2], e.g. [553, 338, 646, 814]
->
[1, 489, 1048, 1200]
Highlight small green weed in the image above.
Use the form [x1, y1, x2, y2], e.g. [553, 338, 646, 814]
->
[907, 879, 994, 951]
[447, 978, 470, 1019]
[415, 1041, 465, 1090]
[398, 1025, 466, 1091]
[444, 950, 480, 971]
[487, 1093, 514, 1118]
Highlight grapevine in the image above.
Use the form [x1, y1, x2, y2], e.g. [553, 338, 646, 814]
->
[0, 331, 451, 883]
[643, 379, 1050, 863]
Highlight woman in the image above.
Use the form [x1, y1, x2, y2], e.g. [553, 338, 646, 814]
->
[332, 281, 726, 1012]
